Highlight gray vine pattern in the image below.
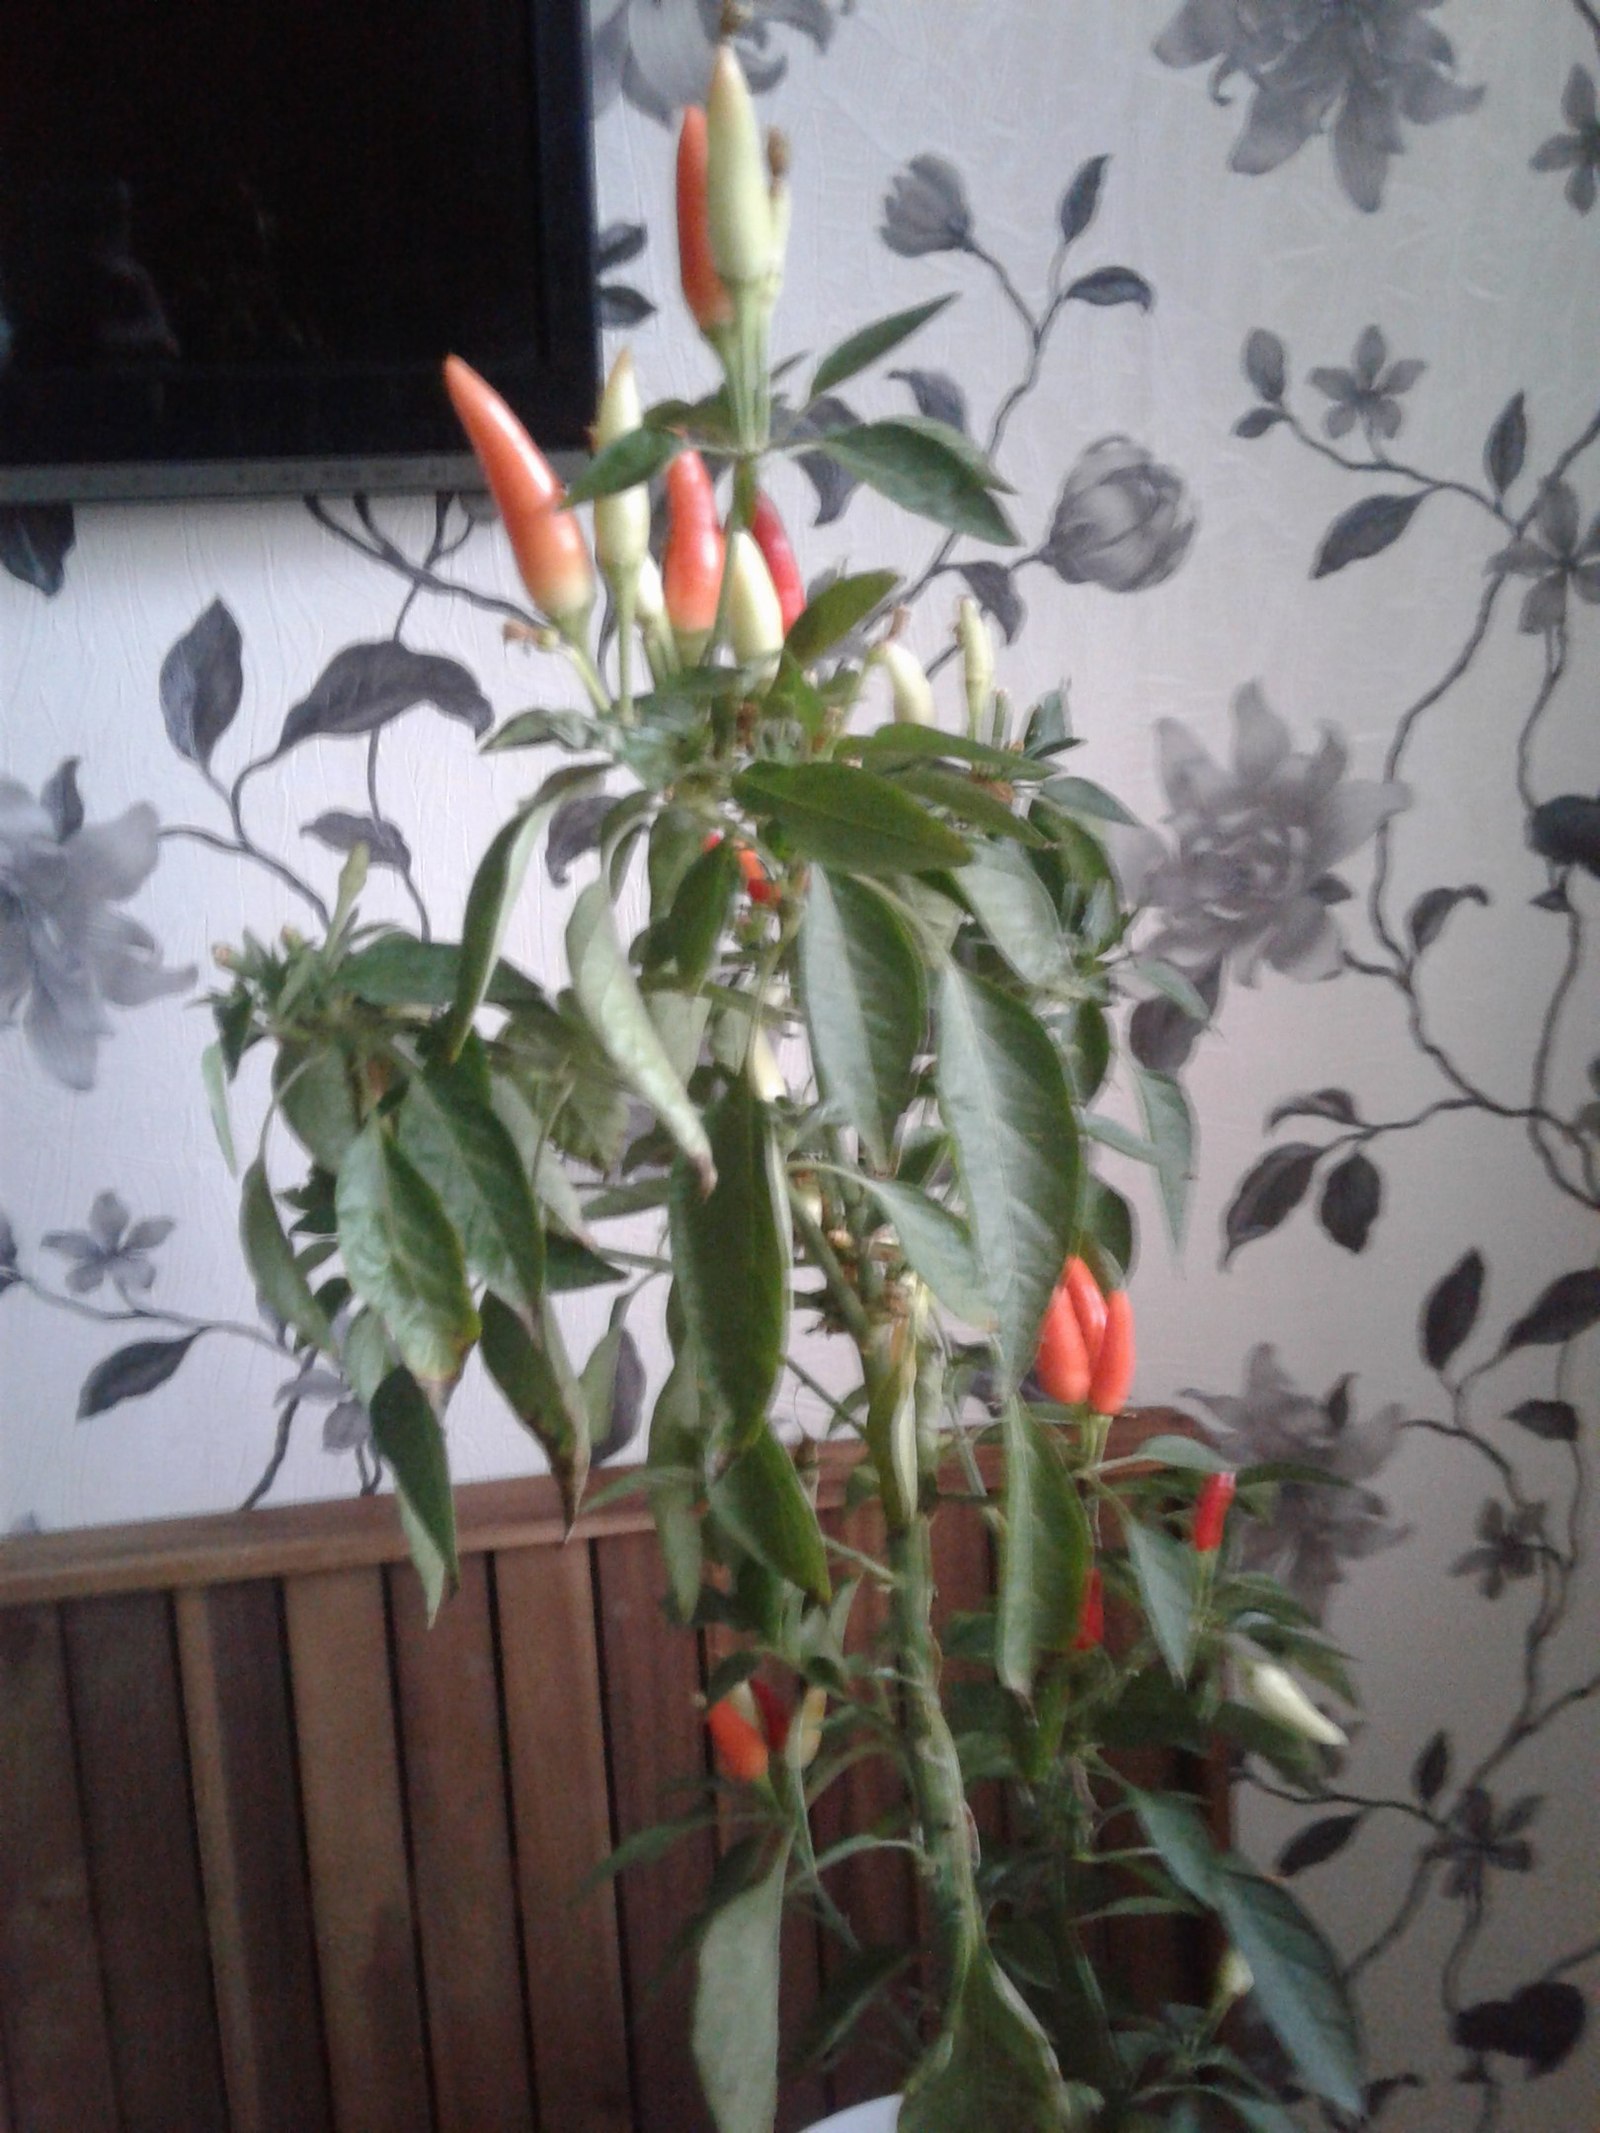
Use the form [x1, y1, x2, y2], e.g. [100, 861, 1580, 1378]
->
[1, 7, 1597, 2128]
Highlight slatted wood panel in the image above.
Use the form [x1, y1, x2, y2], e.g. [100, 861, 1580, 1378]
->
[0, 1421, 1215, 2133]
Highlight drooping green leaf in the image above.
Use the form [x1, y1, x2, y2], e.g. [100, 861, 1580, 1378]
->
[442, 764, 603, 1060]
[811, 420, 1020, 545]
[890, 762, 1045, 846]
[669, 1078, 790, 1440]
[955, 845, 1065, 989]
[693, 1840, 792, 2133]
[1213, 1865, 1364, 2116]
[335, 1121, 480, 1389]
[1128, 1787, 1220, 1908]
[341, 933, 545, 1011]
[734, 761, 970, 877]
[240, 1160, 334, 1355]
[1133, 1433, 1231, 1474]
[647, 1352, 707, 1622]
[201, 1041, 236, 1174]
[800, 868, 925, 1169]
[479, 1290, 590, 1527]
[935, 965, 1080, 1389]
[274, 1042, 360, 1172]
[785, 570, 900, 663]
[658, 839, 739, 988]
[545, 1233, 628, 1291]
[710, 1426, 831, 1603]
[900, 1949, 1090, 2133]
[398, 1051, 545, 1315]
[1125, 1518, 1200, 1684]
[857, 1177, 994, 1329]
[859, 724, 1053, 782]
[567, 880, 714, 1190]
[810, 296, 955, 401]
[1133, 1064, 1195, 1248]
[369, 1365, 459, 1621]
[997, 1402, 1091, 1698]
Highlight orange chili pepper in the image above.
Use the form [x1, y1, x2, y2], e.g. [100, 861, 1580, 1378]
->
[1088, 1288, 1135, 1416]
[443, 355, 593, 623]
[750, 491, 806, 634]
[1035, 1282, 1091, 1406]
[707, 1687, 770, 1783]
[1073, 1567, 1105, 1651]
[1063, 1256, 1107, 1368]
[663, 450, 725, 659]
[676, 105, 735, 335]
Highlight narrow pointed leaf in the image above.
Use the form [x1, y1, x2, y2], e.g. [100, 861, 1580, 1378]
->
[398, 1052, 545, 1313]
[335, 1120, 480, 1388]
[800, 868, 925, 1168]
[568, 880, 714, 1189]
[935, 965, 1079, 1388]
[369, 1365, 459, 1620]
[694, 1840, 792, 2133]
[735, 761, 970, 876]
[785, 570, 900, 663]
[811, 296, 955, 401]
[240, 1160, 334, 1354]
[857, 1176, 994, 1328]
[1126, 1517, 1199, 1684]
[202, 1042, 237, 1174]
[710, 1427, 831, 1602]
[479, 1290, 591, 1526]
[1212, 1866, 1363, 2116]
[997, 1401, 1091, 1697]
[669, 1080, 789, 1438]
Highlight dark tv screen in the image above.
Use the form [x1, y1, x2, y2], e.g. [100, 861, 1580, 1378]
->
[0, 0, 598, 500]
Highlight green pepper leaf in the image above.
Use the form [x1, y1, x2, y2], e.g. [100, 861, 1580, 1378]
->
[709, 1426, 831, 1603]
[954, 845, 1066, 989]
[201, 1041, 236, 1174]
[561, 425, 681, 506]
[567, 879, 715, 1191]
[479, 1290, 591, 1528]
[669, 1079, 789, 1440]
[1125, 1517, 1200, 1685]
[810, 420, 1019, 545]
[398, 1050, 546, 1315]
[240, 1160, 335, 1357]
[857, 723, 1052, 782]
[734, 761, 970, 877]
[900, 1950, 1090, 2133]
[1132, 1063, 1195, 1249]
[647, 1349, 707, 1624]
[997, 1401, 1091, 1698]
[369, 1365, 459, 1622]
[274, 1042, 361, 1172]
[693, 1839, 793, 2133]
[810, 295, 955, 400]
[800, 868, 925, 1170]
[335, 1120, 480, 1390]
[784, 569, 900, 664]
[935, 965, 1079, 1390]
[855, 1176, 994, 1330]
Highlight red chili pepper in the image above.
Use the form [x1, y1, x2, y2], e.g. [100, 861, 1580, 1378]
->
[676, 105, 735, 335]
[663, 451, 725, 657]
[748, 1677, 790, 1753]
[1063, 1256, 1107, 1369]
[1087, 1288, 1135, 1417]
[750, 491, 805, 634]
[1193, 1471, 1237, 1554]
[1073, 1567, 1105, 1651]
[707, 1690, 770, 1783]
[1035, 1282, 1091, 1406]
[737, 846, 779, 906]
[443, 355, 593, 622]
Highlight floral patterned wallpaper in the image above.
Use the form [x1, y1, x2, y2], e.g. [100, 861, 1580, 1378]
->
[2, 2, 1597, 2125]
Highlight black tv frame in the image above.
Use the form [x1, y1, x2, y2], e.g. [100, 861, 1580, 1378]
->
[0, 0, 599, 504]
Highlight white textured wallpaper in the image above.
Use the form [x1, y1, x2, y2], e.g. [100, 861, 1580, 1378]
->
[3, 2, 1598, 2123]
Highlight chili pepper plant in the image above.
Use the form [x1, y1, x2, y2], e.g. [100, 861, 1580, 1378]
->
[207, 37, 1365, 2133]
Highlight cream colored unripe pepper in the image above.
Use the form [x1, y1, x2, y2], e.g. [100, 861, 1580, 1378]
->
[591, 350, 651, 584]
[870, 640, 936, 725]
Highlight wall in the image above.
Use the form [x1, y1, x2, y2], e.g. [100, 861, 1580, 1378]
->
[2, 0, 1597, 2123]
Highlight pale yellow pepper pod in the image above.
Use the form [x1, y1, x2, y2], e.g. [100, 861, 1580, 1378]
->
[592, 350, 652, 584]
[871, 639, 937, 726]
[727, 529, 785, 672]
[957, 595, 994, 733]
[706, 44, 774, 289]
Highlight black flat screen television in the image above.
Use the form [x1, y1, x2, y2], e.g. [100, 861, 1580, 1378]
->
[0, 0, 598, 501]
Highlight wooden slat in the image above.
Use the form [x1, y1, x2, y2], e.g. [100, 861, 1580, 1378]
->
[0, 1415, 1192, 1606]
[595, 1530, 718, 2133]
[389, 1555, 535, 2133]
[0, 1604, 119, 2133]
[497, 1542, 633, 2133]
[62, 1592, 228, 2133]
[813, 1504, 920, 2114]
[176, 1581, 333, 2133]
[283, 1568, 432, 2133]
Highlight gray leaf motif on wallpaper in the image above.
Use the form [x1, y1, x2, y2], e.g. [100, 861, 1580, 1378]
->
[1125, 687, 1410, 1073]
[1183, 1344, 1410, 1621]
[1152, 0, 1485, 213]
[42, 1190, 174, 1297]
[590, 0, 835, 124]
[0, 766, 195, 1091]
[1531, 66, 1600, 216]
[0, 502, 77, 598]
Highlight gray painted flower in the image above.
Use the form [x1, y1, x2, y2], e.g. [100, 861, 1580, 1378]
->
[1042, 438, 1196, 593]
[276, 1343, 370, 1455]
[0, 764, 194, 1089]
[1451, 1498, 1547, 1600]
[1432, 1788, 1539, 1904]
[590, 0, 835, 123]
[43, 1190, 174, 1296]
[1531, 66, 1600, 215]
[1141, 686, 1411, 986]
[1153, 0, 1485, 213]
[1185, 1346, 1410, 1621]
[1487, 479, 1600, 635]
[880, 157, 974, 258]
[1309, 325, 1425, 445]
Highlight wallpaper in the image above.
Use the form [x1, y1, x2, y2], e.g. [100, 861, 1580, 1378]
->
[2, 2, 1597, 2125]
